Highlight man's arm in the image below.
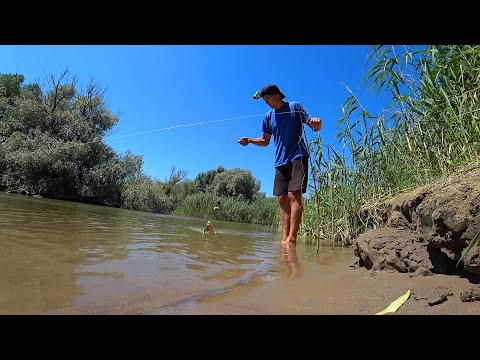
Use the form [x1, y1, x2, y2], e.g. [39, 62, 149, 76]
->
[238, 132, 271, 147]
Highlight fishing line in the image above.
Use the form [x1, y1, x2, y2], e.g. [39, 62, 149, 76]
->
[86, 110, 314, 145]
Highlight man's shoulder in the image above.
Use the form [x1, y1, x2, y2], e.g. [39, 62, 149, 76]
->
[288, 101, 303, 108]
[287, 101, 305, 113]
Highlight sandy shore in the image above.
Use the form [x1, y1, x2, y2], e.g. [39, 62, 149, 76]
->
[146, 246, 480, 315]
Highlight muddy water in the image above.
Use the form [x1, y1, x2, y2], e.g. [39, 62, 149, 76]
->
[0, 192, 352, 315]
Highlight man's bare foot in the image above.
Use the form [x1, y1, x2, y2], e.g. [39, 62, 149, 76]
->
[282, 239, 296, 245]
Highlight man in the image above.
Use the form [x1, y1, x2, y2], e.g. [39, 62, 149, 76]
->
[238, 84, 322, 244]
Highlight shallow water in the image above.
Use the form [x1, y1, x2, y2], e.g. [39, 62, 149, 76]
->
[0, 191, 350, 314]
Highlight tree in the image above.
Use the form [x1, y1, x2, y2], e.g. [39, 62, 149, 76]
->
[210, 168, 260, 200]
[0, 73, 25, 124]
[0, 73, 24, 101]
[164, 165, 188, 195]
[194, 165, 226, 193]
[0, 69, 142, 207]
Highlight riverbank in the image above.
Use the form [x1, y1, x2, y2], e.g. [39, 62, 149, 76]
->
[146, 245, 480, 315]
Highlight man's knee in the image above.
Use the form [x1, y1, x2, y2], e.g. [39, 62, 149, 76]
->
[278, 194, 289, 206]
[288, 190, 302, 201]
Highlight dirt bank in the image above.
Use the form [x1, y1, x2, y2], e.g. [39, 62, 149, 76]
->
[355, 167, 480, 277]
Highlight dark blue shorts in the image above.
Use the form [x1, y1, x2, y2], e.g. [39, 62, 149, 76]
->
[273, 156, 309, 196]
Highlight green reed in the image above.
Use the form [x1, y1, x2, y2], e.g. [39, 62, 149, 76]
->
[301, 45, 480, 249]
[174, 192, 279, 226]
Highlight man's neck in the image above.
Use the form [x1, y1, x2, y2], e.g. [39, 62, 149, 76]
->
[272, 100, 287, 110]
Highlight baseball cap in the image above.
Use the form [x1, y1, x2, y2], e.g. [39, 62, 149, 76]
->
[252, 84, 286, 100]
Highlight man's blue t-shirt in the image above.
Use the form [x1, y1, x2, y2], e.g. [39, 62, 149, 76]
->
[262, 101, 310, 168]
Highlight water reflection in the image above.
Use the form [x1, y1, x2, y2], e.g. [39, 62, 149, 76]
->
[280, 242, 301, 279]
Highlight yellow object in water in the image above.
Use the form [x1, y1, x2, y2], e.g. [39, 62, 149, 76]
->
[375, 290, 411, 315]
[203, 220, 214, 235]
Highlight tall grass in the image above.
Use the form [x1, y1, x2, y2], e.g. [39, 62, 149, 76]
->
[301, 45, 480, 248]
[174, 192, 279, 226]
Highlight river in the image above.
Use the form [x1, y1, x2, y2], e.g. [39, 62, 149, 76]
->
[0, 191, 353, 314]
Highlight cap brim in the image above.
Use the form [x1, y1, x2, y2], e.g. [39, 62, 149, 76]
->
[252, 90, 286, 100]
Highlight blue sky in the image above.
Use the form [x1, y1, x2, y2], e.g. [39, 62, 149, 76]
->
[0, 45, 391, 196]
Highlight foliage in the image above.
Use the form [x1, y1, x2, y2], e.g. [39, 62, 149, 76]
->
[194, 166, 226, 192]
[209, 168, 261, 200]
[121, 175, 173, 213]
[301, 45, 480, 247]
[0, 70, 275, 226]
[174, 192, 278, 225]
[0, 69, 142, 206]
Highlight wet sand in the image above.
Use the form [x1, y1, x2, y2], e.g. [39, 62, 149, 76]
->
[146, 246, 480, 315]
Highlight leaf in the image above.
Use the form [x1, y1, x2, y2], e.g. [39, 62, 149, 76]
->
[375, 290, 411, 315]
[456, 228, 480, 267]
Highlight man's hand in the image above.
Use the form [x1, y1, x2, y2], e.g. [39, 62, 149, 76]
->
[307, 118, 322, 132]
[237, 137, 250, 146]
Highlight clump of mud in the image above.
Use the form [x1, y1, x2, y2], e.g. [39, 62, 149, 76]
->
[354, 167, 480, 278]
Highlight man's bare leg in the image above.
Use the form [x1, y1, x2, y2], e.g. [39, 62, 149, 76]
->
[278, 194, 291, 243]
[286, 190, 303, 243]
